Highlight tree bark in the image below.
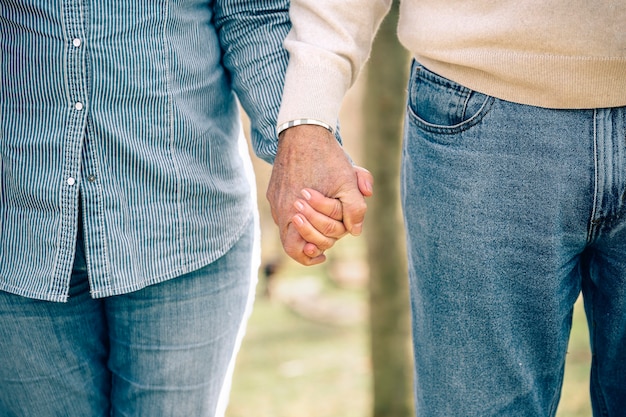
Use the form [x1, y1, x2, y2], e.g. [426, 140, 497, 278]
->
[362, 2, 414, 417]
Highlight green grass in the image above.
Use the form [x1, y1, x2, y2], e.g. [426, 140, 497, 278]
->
[226, 263, 371, 417]
[226, 264, 592, 417]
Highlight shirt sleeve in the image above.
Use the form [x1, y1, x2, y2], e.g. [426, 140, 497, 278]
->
[213, 0, 292, 164]
[277, 0, 392, 133]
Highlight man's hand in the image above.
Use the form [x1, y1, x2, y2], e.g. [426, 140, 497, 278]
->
[266, 124, 372, 265]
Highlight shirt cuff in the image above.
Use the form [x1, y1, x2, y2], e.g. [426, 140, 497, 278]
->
[276, 118, 334, 136]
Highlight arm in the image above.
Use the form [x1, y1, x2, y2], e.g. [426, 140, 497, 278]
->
[277, 0, 392, 129]
[214, 0, 356, 263]
[213, 0, 291, 164]
[267, 0, 390, 264]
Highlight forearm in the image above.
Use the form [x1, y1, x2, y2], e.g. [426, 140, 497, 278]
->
[214, 0, 291, 163]
[277, 0, 392, 130]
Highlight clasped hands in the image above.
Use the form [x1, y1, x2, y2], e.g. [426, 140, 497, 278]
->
[266, 125, 373, 265]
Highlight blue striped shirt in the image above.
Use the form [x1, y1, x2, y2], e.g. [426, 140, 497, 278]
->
[1, 0, 289, 302]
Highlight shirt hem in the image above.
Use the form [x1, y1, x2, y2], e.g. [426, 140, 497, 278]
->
[88, 210, 255, 300]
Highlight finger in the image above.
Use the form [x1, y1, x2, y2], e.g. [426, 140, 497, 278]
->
[302, 242, 323, 258]
[294, 198, 347, 239]
[301, 188, 343, 221]
[281, 223, 327, 266]
[292, 213, 338, 252]
[354, 166, 374, 197]
[339, 188, 368, 236]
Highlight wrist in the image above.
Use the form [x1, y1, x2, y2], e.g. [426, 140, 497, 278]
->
[276, 118, 334, 137]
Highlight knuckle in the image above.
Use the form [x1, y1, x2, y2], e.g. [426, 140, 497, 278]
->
[329, 202, 343, 220]
[317, 238, 336, 251]
[321, 221, 340, 238]
[353, 201, 368, 217]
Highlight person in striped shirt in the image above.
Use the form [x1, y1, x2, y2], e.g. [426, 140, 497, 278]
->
[0, 1, 367, 415]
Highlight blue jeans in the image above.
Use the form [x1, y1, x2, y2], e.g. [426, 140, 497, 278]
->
[402, 61, 626, 417]
[0, 219, 256, 417]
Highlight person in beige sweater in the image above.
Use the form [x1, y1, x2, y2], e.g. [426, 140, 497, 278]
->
[266, 1, 626, 416]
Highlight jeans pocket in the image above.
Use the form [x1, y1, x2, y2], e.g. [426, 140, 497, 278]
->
[407, 61, 494, 134]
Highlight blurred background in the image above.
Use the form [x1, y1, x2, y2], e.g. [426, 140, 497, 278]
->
[226, 4, 593, 417]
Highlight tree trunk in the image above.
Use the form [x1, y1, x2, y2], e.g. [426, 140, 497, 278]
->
[362, 2, 414, 417]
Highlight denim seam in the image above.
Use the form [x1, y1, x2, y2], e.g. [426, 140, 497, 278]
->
[460, 92, 471, 121]
[407, 93, 495, 135]
[587, 109, 600, 244]
[408, 64, 496, 135]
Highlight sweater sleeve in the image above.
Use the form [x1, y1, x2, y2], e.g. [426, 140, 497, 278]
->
[277, 0, 392, 131]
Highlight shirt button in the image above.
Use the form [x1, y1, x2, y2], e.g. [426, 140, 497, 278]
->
[75, 102, 84, 110]
[67, 177, 76, 186]
[72, 38, 82, 47]
[87, 175, 96, 182]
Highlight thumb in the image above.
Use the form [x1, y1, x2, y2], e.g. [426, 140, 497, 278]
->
[339, 185, 368, 236]
[354, 166, 374, 197]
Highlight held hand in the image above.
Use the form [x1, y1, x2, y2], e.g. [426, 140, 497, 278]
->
[267, 124, 371, 265]
[293, 166, 374, 258]
[292, 188, 346, 259]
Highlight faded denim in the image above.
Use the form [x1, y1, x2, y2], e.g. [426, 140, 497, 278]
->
[0, 218, 255, 417]
[402, 61, 626, 416]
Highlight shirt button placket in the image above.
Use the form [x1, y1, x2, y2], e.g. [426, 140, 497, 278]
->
[54, 1, 89, 297]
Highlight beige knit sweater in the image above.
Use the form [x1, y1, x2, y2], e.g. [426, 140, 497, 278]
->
[277, 0, 626, 131]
